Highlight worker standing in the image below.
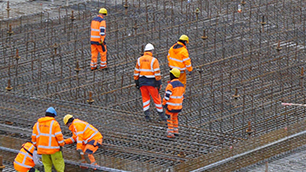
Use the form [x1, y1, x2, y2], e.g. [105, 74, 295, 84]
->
[134, 43, 167, 122]
[63, 114, 103, 168]
[90, 8, 108, 71]
[167, 35, 193, 90]
[14, 140, 42, 172]
[31, 107, 65, 172]
[162, 68, 185, 138]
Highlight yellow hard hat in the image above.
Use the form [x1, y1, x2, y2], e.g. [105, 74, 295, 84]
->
[99, 8, 108, 15]
[170, 68, 180, 78]
[179, 34, 189, 43]
[63, 114, 73, 125]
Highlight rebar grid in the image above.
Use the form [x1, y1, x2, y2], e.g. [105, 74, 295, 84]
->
[0, 0, 306, 171]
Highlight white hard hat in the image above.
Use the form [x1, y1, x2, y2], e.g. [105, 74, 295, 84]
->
[144, 43, 154, 51]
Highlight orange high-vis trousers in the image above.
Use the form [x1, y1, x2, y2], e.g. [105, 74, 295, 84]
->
[91, 44, 107, 69]
[81, 138, 102, 166]
[166, 110, 179, 135]
[140, 86, 163, 113]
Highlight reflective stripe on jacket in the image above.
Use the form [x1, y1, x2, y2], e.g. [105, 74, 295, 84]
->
[31, 117, 65, 155]
[14, 142, 35, 172]
[65, 119, 103, 150]
[162, 79, 185, 112]
[90, 15, 106, 45]
[167, 42, 193, 72]
[134, 52, 161, 87]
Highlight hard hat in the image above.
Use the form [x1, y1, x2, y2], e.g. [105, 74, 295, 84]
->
[144, 43, 154, 51]
[63, 114, 73, 125]
[46, 107, 57, 116]
[99, 8, 108, 15]
[179, 34, 189, 43]
[170, 68, 180, 78]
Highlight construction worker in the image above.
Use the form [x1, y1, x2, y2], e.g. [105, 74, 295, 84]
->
[63, 114, 103, 167]
[134, 43, 167, 122]
[162, 68, 185, 138]
[167, 34, 193, 90]
[90, 8, 108, 71]
[31, 107, 65, 172]
[14, 140, 42, 172]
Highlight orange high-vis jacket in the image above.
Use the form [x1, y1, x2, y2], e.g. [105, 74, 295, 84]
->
[134, 52, 161, 81]
[64, 119, 103, 150]
[14, 142, 35, 172]
[90, 15, 106, 45]
[162, 79, 185, 112]
[167, 41, 193, 72]
[32, 117, 65, 155]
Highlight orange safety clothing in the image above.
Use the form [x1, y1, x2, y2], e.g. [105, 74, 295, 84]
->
[134, 52, 162, 87]
[91, 44, 107, 69]
[32, 117, 65, 155]
[140, 86, 163, 112]
[167, 41, 192, 72]
[166, 111, 179, 138]
[162, 79, 185, 112]
[14, 142, 36, 172]
[90, 14, 107, 69]
[64, 119, 103, 151]
[167, 41, 192, 89]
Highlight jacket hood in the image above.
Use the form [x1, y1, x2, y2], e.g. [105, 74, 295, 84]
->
[172, 42, 185, 54]
[38, 116, 55, 123]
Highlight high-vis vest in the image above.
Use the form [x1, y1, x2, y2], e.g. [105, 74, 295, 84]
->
[14, 142, 35, 172]
[90, 15, 106, 45]
[163, 79, 185, 112]
[167, 42, 193, 72]
[64, 119, 103, 150]
[32, 117, 65, 155]
[134, 52, 161, 81]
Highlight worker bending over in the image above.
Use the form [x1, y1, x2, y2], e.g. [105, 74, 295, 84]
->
[63, 114, 103, 167]
[162, 68, 185, 138]
[14, 140, 42, 172]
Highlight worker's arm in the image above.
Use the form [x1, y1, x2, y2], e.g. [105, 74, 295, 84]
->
[31, 123, 37, 147]
[134, 58, 140, 81]
[54, 122, 65, 147]
[182, 49, 193, 72]
[163, 83, 173, 107]
[99, 20, 106, 43]
[33, 150, 43, 167]
[64, 133, 77, 145]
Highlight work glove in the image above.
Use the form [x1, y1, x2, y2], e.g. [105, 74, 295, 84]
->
[135, 80, 140, 89]
[155, 80, 162, 91]
[77, 149, 84, 159]
[99, 40, 103, 45]
[188, 71, 192, 76]
[60, 146, 63, 152]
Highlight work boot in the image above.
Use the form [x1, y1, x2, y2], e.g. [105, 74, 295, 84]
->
[144, 110, 151, 122]
[91, 67, 98, 71]
[100, 66, 108, 70]
[158, 111, 167, 122]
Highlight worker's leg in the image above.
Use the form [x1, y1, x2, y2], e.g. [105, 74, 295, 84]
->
[91, 44, 98, 70]
[166, 110, 174, 138]
[99, 44, 107, 69]
[51, 151, 65, 172]
[172, 113, 179, 135]
[140, 86, 151, 121]
[148, 86, 163, 113]
[41, 154, 53, 172]
[179, 71, 187, 90]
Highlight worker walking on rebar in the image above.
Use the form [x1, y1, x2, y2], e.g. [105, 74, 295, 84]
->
[14, 140, 43, 172]
[63, 114, 103, 168]
[162, 68, 185, 138]
[31, 107, 65, 172]
[134, 43, 167, 122]
[167, 35, 193, 90]
[90, 8, 108, 71]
